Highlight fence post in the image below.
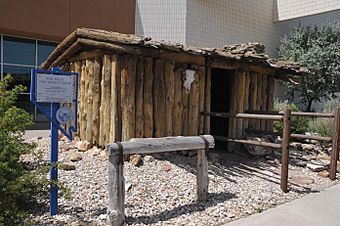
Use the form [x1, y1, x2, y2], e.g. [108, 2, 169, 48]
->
[281, 108, 291, 192]
[329, 108, 340, 180]
[107, 145, 125, 226]
[197, 148, 208, 201]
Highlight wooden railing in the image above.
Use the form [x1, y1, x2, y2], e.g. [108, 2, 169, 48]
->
[201, 108, 340, 192]
[106, 135, 215, 226]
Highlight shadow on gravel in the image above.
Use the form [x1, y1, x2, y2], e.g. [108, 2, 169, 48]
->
[125, 191, 237, 225]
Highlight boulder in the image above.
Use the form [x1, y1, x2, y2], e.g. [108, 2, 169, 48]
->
[143, 155, 155, 162]
[161, 163, 172, 172]
[317, 170, 329, 178]
[244, 137, 272, 156]
[76, 140, 91, 152]
[301, 143, 315, 151]
[69, 152, 83, 162]
[61, 162, 76, 171]
[307, 163, 326, 172]
[291, 176, 314, 185]
[88, 146, 102, 156]
[130, 154, 143, 166]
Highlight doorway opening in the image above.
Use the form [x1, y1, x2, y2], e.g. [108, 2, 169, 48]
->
[210, 68, 234, 150]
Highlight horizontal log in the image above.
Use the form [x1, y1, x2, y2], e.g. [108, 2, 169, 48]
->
[77, 38, 139, 55]
[201, 112, 284, 121]
[288, 112, 334, 118]
[107, 135, 215, 155]
[214, 136, 282, 149]
[290, 134, 332, 142]
[245, 128, 281, 136]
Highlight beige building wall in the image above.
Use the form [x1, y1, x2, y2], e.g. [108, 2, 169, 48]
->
[277, 0, 340, 21]
[186, 0, 279, 56]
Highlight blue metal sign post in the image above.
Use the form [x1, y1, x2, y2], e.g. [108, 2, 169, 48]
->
[30, 67, 78, 215]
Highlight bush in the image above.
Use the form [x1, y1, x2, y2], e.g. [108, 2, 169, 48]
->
[308, 100, 340, 137]
[0, 75, 49, 225]
[273, 99, 310, 135]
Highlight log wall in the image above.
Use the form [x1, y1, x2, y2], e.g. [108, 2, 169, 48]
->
[70, 53, 275, 147]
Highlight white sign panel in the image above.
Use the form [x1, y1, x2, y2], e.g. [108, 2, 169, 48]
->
[36, 73, 74, 103]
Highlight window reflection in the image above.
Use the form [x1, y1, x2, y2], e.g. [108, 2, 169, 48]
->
[3, 65, 34, 92]
[38, 41, 57, 65]
[3, 36, 35, 65]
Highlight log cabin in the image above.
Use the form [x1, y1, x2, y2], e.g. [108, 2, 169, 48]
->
[41, 28, 307, 149]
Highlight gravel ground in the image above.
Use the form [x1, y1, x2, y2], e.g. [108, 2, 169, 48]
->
[24, 137, 339, 226]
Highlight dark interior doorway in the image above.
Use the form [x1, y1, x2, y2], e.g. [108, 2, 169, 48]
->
[210, 68, 234, 150]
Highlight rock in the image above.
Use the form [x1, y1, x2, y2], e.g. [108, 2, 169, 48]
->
[130, 154, 143, 166]
[73, 136, 81, 143]
[89, 146, 102, 156]
[294, 160, 307, 167]
[99, 150, 108, 161]
[70, 152, 83, 162]
[311, 159, 330, 167]
[161, 163, 172, 172]
[291, 176, 314, 185]
[61, 162, 76, 170]
[301, 143, 315, 151]
[244, 137, 272, 156]
[143, 155, 155, 162]
[125, 183, 132, 192]
[60, 135, 69, 142]
[76, 140, 91, 152]
[307, 163, 326, 172]
[318, 170, 329, 178]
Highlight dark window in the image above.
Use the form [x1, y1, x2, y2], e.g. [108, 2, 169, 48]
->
[37, 41, 57, 65]
[3, 65, 34, 91]
[3, 36, 35, 65]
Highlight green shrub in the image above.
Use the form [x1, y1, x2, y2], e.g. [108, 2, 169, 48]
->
[307, 100, 340, 137]
[273, 99, 310, 135]
[0, 75, 49, 225]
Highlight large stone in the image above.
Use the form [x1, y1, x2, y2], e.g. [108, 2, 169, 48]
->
[76, 140, 91, 152]
[69, 152, 83, 162]
[130, 154, 143, 166]
[161, 163, 172, 172]
[301, 143, 315, 151]
[61, 162, 76, 170]
[311, 159, 330, 167]
[143, 155, 155, 162]
[88, 146, 102, 156]
[318, 170, 329, 178]
[294, 160, 307, 167]
[291, 176, 314, 185]
[307, 163, 326, 172]
[244, 137, 272, 156]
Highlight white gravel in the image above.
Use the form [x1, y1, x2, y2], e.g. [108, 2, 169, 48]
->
[24, 137, 339, 226]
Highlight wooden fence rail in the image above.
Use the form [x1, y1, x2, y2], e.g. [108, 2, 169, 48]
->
[106, 135, 215, 226]
[201, 107, 340, 192]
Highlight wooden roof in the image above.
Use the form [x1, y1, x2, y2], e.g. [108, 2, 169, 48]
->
[41, 28, 308, 77]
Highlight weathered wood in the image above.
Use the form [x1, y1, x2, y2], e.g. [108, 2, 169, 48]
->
[165, 61, 175, 136]
[281, 108, 291, 193]
[80, 61, 87, 140]
[197, 149, 208, 201]
[135, 56, 145, 138]
[291, 133, 332, 142]
[243, 72, 250, 134]
[214, 136, 282, 149]
[107, 135, 215, 155]
[173, 68, 183, 135]
[237, 72, 246, 138]
[203, 67, 211, 134]
[260, 74, 268, 130]
[201, 112, 284, 120]
[198, 67, 206, 135]
[50, 41, 81, 68]
[181, 70, 190, 136]
[153, 59, 166, 137]
[266, 76, 275, 131]
[109, 55, 121, 143]
[188, 71, 200, 135]
[256, 74, 262, 130]
[249, 73, 257, 129]
[107, 149, 125, 226]
[85, 59, 94, 143]
[121, 55, 137, 141]
[92, 57, 101, 145]
[77, 38, 139, 55]
[159, 51, 205, 66]
[99, 55, 112, 145]
[330, 108, 340, 180]
[143, 58, 154, 138]
[73, 61, 82, 137]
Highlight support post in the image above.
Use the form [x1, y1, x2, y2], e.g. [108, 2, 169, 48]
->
[197, 136, 209, 201]
[107, 143, 125, 226]
[330, 108, 340, 180]
[281, 108, 291, 192]
[50, 103, 59, 215]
